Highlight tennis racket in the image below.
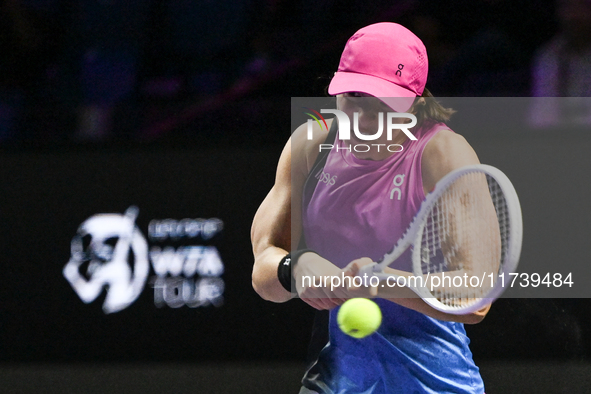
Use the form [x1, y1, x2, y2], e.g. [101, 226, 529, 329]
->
[359, 164, 522, 314]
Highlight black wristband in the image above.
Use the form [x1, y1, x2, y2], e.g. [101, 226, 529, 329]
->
[277, 249, 317, 295]
[277, 254, 294, 294]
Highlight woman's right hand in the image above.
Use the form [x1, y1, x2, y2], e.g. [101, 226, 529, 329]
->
[293, 252, 351, 310]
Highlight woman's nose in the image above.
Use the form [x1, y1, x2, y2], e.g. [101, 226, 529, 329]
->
[356, 107, 380, 128]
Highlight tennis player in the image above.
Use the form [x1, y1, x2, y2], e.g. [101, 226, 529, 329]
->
[251, 22, 489, 393]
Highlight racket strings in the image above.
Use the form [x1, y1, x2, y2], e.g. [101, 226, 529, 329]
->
[419, 171, 508, 309]
[489, 174, 511, 271]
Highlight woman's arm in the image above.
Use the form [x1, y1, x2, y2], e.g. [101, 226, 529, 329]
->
[250, 139, 297, 303]
[251, 120, 341, 306]
[412, 129, 490, 323]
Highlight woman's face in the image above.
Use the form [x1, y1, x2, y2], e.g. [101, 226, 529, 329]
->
[336, 93, 409, 160]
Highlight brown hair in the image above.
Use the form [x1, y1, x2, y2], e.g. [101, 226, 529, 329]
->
[410, 88, 455, 125]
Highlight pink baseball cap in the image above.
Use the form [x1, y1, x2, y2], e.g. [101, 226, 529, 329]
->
[328, 22, 428, 112]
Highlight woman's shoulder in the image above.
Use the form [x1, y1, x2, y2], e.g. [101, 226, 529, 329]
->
[423, 127, 476, 166]
[421, 128, 479, 191]
[291, 118, 335, 175]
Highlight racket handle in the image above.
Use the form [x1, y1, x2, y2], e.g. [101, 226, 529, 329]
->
[358, 262, 379, 277]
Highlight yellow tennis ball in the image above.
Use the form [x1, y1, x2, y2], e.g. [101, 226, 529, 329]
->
[337, 298, 382, 339]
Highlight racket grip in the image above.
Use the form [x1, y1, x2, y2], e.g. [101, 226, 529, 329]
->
[358, 262, 379, 277]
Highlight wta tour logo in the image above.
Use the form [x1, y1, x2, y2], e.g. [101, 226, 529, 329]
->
[63, 206, 224, 313]
[303, 108, 418, 153]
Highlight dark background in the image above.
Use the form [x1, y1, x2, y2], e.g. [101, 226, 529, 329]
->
[2, 0, 591, 392]
[0, 0, 559, 147]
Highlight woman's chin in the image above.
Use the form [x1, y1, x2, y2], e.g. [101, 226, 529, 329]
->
[349, 147, 384, 161]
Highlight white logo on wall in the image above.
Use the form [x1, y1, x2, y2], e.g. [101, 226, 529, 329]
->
[63, 206, 224, 313]
[149, 217, 224, 309]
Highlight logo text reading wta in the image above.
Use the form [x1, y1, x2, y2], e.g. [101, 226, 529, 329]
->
[304, 108, 417, 153]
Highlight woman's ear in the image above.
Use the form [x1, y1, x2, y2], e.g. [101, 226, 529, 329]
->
[409, 97, 426, 113]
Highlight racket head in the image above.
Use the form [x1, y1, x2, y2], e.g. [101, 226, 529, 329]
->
[410, 164, 522, 314]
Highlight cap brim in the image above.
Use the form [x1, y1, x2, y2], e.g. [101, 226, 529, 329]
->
[328, 71, 417, 112]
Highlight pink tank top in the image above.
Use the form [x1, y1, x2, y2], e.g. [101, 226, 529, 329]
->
[302, 120, 450, 271]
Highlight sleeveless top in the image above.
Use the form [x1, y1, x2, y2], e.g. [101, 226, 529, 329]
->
[300, 120, 485, 394]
